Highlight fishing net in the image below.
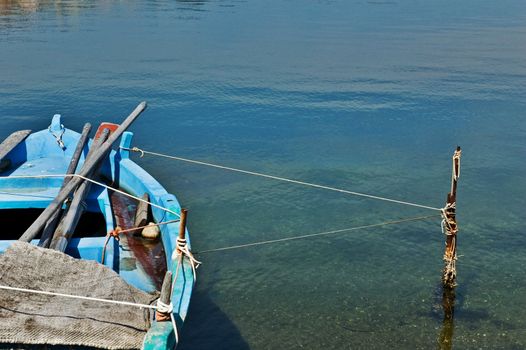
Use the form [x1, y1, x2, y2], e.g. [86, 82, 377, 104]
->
[0, 242, 158, 349]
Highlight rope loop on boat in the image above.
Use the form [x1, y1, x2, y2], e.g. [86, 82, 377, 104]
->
[156, 299, 173, 314]
[48, 124, 66, 150]
[120, 146, 442, 212]
[131, 146, 145, 158]
[101, 226, 121, 264]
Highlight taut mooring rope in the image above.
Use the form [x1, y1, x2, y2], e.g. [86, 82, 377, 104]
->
[121, 147, 442, 212]
[196, 214, 440, 254]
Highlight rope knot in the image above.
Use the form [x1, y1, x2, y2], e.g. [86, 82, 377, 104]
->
[173, 237, 202, 282]
[176, 237, 187, 251]
[156, 299, 173, 314]
[131, 147, 145, 158]
[440, 203, 457, 236]
[48, 124, 66, 150]
[109, 226, 122, 241]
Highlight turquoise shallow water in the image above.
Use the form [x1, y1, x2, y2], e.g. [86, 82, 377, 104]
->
[1, 1, 526, 348]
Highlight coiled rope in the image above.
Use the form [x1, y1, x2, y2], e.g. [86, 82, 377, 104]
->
[121, 147, 442, 212]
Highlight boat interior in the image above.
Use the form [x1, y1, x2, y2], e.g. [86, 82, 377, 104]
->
[0, 115, 180, 293]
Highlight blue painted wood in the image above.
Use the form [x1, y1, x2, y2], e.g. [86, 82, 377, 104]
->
[0, 116, 194, 349]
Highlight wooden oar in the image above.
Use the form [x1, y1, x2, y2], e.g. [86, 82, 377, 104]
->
[19, 101, 147, 242]
[48, 127, 112, 252]
[39, 123, 92, 248]
[0, 130, 31, 171]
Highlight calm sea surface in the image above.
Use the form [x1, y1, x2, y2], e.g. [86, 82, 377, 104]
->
[1, 1, 526, 349]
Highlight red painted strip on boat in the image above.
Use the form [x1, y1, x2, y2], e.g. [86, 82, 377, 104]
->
[110, 191, 167, 290]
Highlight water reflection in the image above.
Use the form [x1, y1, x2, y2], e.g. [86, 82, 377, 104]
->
[0, 0, 39, 14]
[438, 287, 455, 350]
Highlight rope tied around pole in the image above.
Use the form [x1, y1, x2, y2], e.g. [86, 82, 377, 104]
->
[442, 146, 461, 288]
[174, 237, 201, 282]
[440, 202, 457, 237]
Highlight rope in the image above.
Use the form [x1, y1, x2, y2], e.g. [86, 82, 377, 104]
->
[101, 219, 181, 264]
[163, 237, 202, 344]
[0, 175, 186, 341]
[0, 283, 181, 341]
[156, 299, 179, 343]
[118, 219, 181, 235]
[121, 147, 442, 212]
[48, 124, 66, 150]
[440, 203, 457, 236]
[0, 284, 156, 310]
[196, 214, 440, 254]
[0, 174, 181, 218]
[174, 237, 201, 282]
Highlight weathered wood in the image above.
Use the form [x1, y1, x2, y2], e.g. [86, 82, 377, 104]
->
[48, 128, 110, 252]
[156, 271, 173, 322]
[178, 209, 188, 242]
[0, 130, 31, 161]
[39, 123, 92, 248]
[134, 193, 151, 231]
[442, 146, 461, 288]
[19, 101, 147, 242]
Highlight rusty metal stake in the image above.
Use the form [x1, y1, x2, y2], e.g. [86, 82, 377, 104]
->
[442, 146, 461, 288]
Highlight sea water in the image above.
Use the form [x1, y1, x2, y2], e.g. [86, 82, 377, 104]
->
[1, 1, 525, 348]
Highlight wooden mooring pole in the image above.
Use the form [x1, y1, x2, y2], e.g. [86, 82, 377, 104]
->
[177, 209, 188, 253]
[156, 271, 173, 322]
[442, 146, 461, 288]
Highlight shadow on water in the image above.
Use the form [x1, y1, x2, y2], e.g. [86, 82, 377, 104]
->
[178, 288, 250, 350]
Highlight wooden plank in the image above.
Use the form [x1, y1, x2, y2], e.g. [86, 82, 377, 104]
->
[134, 193, 151, 229]
[0, 130, 31, 161]
[39, 123, 92, 248]
[48, 128, 110, 252]
[19, 101, 147, 242]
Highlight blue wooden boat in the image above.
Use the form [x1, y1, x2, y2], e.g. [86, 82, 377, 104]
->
[0, 106, 195, 349]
